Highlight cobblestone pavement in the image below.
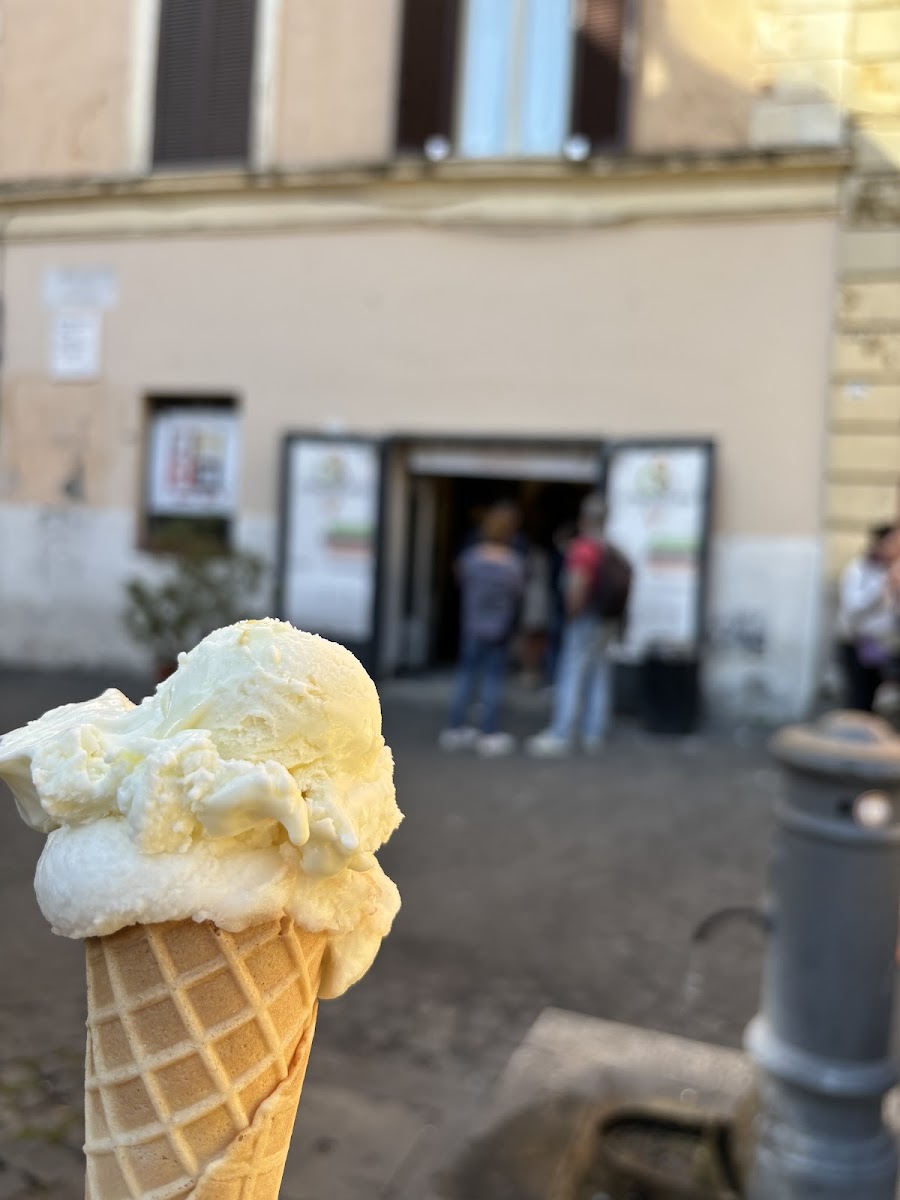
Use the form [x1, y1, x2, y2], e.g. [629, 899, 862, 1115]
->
[0, 669, 776, 1197]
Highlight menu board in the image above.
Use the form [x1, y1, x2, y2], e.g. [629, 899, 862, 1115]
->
[605, 443, 713, 654]
[281, 439, 380, 645]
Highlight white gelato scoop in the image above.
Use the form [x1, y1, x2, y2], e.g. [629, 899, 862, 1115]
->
[0, 619, 402, 998]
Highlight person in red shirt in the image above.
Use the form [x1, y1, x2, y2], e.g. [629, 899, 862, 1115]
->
[527, 493, 617, 756]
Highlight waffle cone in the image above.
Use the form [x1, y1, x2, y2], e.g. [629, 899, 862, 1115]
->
[84, 917, 327, 1200]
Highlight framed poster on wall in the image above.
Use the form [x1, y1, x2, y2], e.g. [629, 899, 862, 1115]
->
[603, 440, 715, 655]
[147, 406, 241, 517]
[278, 435, 383, 670]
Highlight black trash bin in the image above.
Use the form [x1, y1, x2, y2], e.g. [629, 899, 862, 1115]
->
[639, 645, 701, 735]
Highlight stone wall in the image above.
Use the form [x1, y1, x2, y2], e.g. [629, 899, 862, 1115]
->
[752, 0, 900, 574]
[833, 4, 900, 571]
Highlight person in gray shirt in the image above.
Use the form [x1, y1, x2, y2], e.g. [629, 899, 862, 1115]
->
[439, 502, 525, 757]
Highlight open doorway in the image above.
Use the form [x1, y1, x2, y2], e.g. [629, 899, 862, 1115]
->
[403, 472, 593, 669]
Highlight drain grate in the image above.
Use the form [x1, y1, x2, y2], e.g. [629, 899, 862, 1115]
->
[578, 1105, 741, 1200]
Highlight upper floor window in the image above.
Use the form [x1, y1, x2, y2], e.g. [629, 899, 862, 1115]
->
[396, 0, 627, 159]
[153, 0, 258, 168]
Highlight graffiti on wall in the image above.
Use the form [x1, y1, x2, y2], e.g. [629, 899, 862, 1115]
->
[711, 608, 769, 658]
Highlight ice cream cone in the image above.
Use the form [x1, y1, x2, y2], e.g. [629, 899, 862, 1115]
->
[84, 916, 327, 1200]
[0, 622, 402, 1196]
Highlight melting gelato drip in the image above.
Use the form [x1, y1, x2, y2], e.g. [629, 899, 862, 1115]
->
[0, 620, 402, 998]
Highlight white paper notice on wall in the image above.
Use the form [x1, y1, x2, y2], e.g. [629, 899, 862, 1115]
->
[44, 266, 118, 310]
[50, 309, 102, 381]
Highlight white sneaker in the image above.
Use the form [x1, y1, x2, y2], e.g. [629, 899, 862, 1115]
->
[582, 736, 607, 755]
[476, 732, 516, 757]
[526, 731, 571, 758]
[438, 727, 479, 752]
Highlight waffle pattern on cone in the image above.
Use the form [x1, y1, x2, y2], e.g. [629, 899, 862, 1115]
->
[85, 918, 325, 1200]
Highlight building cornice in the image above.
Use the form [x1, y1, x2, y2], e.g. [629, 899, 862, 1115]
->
[0, 150, 848, 241]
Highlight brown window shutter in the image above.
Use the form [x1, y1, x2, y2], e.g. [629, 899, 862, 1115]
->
[153, 0, 257, 167]
[570, 0, 627, 149]
[395, 0, 461, 153]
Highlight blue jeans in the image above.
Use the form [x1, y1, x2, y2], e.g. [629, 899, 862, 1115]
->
[546, 603, 565, 684]
[449, 636, 509, 734]
[550, 616, 611, 743]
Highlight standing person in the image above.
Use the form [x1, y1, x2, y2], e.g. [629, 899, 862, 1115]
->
[439, 502, 525, 757]
[837, 523, 900, 712]
[526, 493, 631, 757]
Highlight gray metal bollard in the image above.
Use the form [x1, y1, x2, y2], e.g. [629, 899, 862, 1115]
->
[743, 710, 900, 1199]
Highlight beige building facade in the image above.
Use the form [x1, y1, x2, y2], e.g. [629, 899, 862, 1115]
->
[0, 0, 894, 721]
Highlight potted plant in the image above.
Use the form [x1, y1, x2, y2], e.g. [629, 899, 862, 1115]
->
[123, 526, 265, 679]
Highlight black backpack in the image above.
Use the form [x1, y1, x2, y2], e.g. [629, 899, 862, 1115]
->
[590, 542, 633, 621]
